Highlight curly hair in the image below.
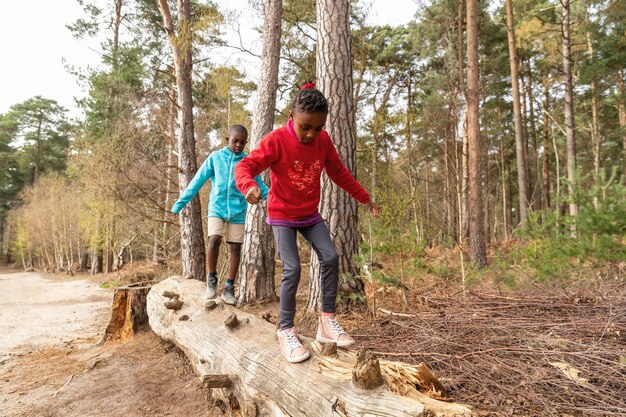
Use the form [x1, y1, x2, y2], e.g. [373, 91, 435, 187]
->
[292, 82, 328, 115]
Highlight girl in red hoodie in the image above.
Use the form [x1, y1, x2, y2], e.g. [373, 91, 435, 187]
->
[235, 83, 381, 363]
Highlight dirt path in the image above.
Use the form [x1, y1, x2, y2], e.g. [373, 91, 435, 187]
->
[0, 271, 112, 354]
[0, 270, 219, 417]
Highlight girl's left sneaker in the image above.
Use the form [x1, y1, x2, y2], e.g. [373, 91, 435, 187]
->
[316, 316, 355, 347]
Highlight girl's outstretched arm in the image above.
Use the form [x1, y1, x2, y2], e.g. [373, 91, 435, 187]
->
[234, 135, 277, 200]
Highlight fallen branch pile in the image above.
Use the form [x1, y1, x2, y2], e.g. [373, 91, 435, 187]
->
[352, 282, 626, 416]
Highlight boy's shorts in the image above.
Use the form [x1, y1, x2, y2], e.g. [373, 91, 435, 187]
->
[207, 217, 244, 244]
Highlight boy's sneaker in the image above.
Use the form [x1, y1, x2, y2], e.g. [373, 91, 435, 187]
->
[316, 316, 355, 347]
[221, 285, 237, 305]
[204, 276, 218, 301]
[277, 328, 310, 363]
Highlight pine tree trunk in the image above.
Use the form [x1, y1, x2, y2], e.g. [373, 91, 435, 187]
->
[406, 72, 420, 240]
[525, 70, 542, 211]
[456, 0, 466, 243]
[238, 0, 282, 306]
[505, 0, 529, 226]
[158, 0, 206, 281]
[562, 0, 578, 220]
[309, 0, 365, 311]
[587, 20, 601, 182]
[542, 85, 552, 209]
[455, 112, 470, 240]
[443, 122, 453, 241]
[112, 0, 123, 70]
[466, 0, 487, 267]
[499, 133, 508, 240]
[617, 68, 625, 182]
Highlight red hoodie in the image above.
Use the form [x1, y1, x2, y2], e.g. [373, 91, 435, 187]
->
[234, 121, 370, 221]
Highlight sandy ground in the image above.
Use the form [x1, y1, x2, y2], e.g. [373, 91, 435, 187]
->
[0, 269, 219, 417]
[0, 271, 112, 355]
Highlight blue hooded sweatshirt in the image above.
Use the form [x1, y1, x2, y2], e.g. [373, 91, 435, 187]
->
[171, 146, 269, 224]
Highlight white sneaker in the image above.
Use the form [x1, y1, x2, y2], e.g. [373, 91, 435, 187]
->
[316, 316, 355, 347]
[204, 276, 217, 300]
[277, 328, 310, 363]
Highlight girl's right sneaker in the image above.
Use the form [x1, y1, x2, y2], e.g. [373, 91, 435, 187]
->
[277, 327, 310, 363]
[316, 316, 355, 347]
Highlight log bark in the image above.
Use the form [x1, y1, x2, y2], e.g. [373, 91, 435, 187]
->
[148, 277, 473, 417]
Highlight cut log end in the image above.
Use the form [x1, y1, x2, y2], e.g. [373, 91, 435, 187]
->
[164, 299, 184, 310]
[352, 349, 384, 390]
[202, 374, 232, 388]
[321, 342, 338, 356]
[224, 313, 239, 329]
[205, 300, 217, 310]
[162, 290, 179, 299]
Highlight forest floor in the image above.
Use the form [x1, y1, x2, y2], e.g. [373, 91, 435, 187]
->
[2, 253, 625, 417]
[0, 266, 220, 417]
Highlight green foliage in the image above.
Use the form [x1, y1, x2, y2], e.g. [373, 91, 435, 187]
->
[3, 97, 71, 184]
[195, 65, 255, 142]
[100, 281, 122, 289]
[511, 170, 626, 281]
[0, 114, 23, 219]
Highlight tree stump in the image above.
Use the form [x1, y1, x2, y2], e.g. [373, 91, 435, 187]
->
[352, 349, 385, 389]
[147, 276, 473, 417]
[99, 280, 154, 344]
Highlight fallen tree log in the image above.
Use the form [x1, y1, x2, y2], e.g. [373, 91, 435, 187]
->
[147, 276, 473, 417]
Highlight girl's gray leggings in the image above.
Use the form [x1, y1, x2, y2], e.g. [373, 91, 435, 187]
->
[272, 221, 339, 330]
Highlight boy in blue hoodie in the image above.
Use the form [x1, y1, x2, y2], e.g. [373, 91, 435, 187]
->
[171, 125, 269, 305]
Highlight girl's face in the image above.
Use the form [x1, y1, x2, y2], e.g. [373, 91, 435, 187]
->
[228, 130, 247, 154]
[290, 110, 327, 144]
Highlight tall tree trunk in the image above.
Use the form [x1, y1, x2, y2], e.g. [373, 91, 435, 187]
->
[456, 0, 466, 243]
[158, 0, 206, 281]
[455, 112, 470, 240]
[112, 0, 123, 70]
[238, 0, 282, 306]
[505, 0, 529, 226]
[587, 17, 601, 183]
[444, 120, 452, 241]
[525, 68, 542, 211]
[499, 133, 508, 240]
[617, 68, 625, 182]
[562, 0, 578, 220]
[406, 72, 420, 240]
[309, 0, 364, 311]
[542, 85, 552, 209]
[466, 0, 487, 267]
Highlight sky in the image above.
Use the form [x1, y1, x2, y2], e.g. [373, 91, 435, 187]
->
[0, 0, 418, 119]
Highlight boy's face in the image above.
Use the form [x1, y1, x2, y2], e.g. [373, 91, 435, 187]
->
[290, 110, 327, 144]
[228, 130, 247, 154]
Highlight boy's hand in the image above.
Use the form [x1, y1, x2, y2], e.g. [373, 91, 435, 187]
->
[366, 200, 382, 217]
[245, 187, 262, 204]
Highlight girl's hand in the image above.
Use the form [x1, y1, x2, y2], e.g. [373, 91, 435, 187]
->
[245, 187, 262, 204]
[366, 200, 382, 217]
